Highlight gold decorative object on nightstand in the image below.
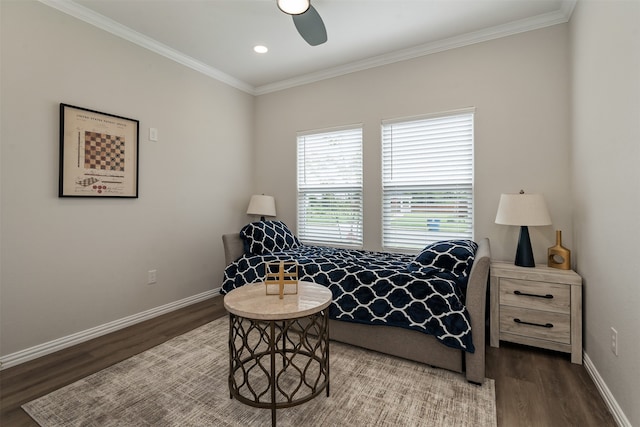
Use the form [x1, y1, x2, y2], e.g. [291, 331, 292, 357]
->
[548, 230, 571, 270]
[264, 261, 298, 299]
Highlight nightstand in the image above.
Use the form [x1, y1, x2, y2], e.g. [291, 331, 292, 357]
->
[490, 261, 583, 364]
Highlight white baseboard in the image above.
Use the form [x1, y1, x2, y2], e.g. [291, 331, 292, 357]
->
[0, 288, 221, 370]
[583, 351, 631, 427]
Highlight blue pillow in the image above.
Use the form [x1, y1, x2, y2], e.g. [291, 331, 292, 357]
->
[407, 240, 478, 279]
[240, 220, 300, 255]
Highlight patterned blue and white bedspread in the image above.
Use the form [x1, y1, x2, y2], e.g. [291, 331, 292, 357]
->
[220, 245, 476, 352]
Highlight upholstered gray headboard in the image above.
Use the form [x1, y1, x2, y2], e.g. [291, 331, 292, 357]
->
[222, 233, 244, 266]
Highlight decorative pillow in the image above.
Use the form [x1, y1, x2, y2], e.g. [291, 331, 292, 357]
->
[407, 240, 478, 279]
[240, 220, 300, 255]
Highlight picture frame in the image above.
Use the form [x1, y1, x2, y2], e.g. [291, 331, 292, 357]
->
[59, 103, 139, 198]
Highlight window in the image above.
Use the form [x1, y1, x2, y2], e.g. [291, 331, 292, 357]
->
[297, 126, 363, 247]
[382, 110, 474, 251]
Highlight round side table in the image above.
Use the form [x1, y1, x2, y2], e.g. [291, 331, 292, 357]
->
[223, 281, 332, 427]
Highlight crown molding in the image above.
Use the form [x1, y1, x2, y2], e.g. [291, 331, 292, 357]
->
[561, 0, 578, 19]
[255, 1, 577, 95]
[39, 0, 576, 97]
[38, 0, 256, 95]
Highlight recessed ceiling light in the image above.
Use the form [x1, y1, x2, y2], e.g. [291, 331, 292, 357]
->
[254, 45, 268, 54]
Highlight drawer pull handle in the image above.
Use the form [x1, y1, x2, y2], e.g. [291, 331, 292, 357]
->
[514, 318, 554, 328]
[514, 290, 554, 299]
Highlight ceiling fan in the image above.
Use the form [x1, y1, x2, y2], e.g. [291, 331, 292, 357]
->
[277, 0, 327, 46]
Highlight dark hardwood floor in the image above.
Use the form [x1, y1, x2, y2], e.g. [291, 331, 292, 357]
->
[1, 296, 616, 426]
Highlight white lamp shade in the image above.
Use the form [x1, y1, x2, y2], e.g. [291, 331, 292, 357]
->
[277, 0, 310, 15]
[495, 193, 551, 226]
[246, 195, 276, 218]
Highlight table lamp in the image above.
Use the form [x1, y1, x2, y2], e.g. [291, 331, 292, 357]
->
[246, 194, 276, 221]
[495, 190, 551, 267]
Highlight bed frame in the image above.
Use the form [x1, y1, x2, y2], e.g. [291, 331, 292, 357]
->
[222, 234, 491, 384]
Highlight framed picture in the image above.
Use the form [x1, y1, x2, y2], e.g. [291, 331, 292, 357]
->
[59, 103, 139, 198]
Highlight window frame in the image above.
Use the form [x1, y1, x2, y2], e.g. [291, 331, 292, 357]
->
[381, 108, 475, 251]
[296, 125, 364, 248]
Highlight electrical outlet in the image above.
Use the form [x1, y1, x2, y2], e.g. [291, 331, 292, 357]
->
[610, 327, 618, 356]
[148, 269, 157, 285]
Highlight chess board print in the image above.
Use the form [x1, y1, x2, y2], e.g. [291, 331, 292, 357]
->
[59, 104, 139, 198]
[84, 131, 125, 172]
[76, 177, 99, 187]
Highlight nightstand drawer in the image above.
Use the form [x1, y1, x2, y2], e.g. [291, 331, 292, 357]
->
[500, 278, 570, 313]
[500, 306, 570, 344]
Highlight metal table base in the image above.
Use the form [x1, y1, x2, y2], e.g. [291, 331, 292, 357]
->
[228, 310, 330, 426]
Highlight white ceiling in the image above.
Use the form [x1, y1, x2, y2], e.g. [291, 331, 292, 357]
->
[42, 0, 576, 95]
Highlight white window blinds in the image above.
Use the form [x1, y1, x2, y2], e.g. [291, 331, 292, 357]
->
[297, 126, 363, 247]
[382, 110, 474, 251]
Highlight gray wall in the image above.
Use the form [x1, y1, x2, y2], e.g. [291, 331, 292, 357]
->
[254, 24, 573, 262]
[1, 1, 254, 356]
[571, 1, 640, 425]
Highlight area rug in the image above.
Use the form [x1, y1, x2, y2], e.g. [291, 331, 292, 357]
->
[23, 317, 496, 426]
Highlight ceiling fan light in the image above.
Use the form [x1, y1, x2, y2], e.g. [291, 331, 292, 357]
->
[277, 0, 310, 15]
[254, 45, 268, 53]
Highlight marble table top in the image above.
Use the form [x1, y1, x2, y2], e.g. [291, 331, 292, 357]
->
[223, 281, 332, 320]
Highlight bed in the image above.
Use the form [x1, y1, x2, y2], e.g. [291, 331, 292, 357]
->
[221, 220, 491, 384]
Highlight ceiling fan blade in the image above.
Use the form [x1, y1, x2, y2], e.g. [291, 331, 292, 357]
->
[292, 5, 327, 46]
